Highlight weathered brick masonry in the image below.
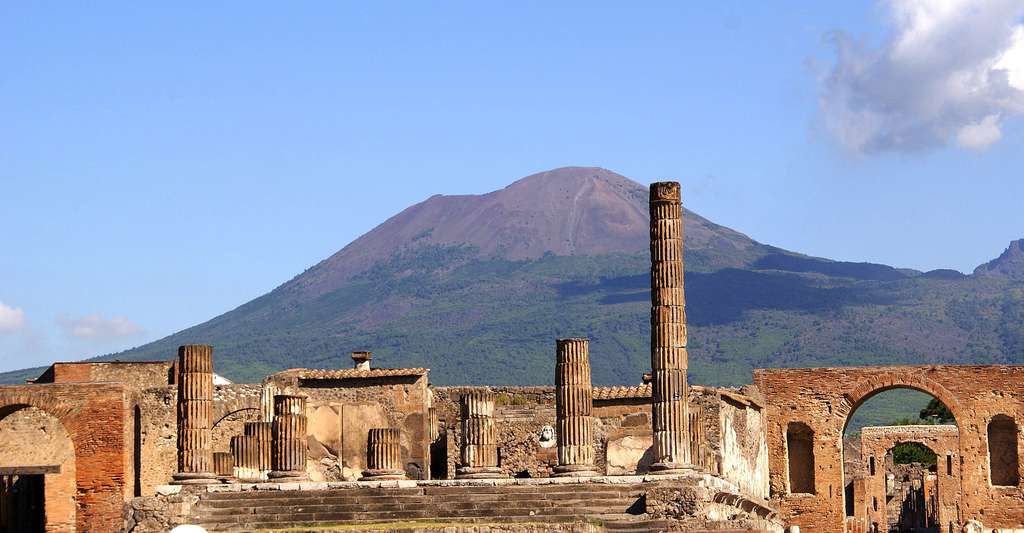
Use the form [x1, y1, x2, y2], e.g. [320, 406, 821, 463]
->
[0, 383, 128, 533]
[755, 365, 1024, 532]
[857, 425, 959, 532]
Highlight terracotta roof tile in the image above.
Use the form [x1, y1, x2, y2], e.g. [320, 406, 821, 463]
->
[277, 368, 428, 380]
[593, 384, 651, 400]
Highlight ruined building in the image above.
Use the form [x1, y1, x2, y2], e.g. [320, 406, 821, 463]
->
[1, 182, 1023, 532]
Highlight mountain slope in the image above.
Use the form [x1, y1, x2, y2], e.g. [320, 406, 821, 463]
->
[285, 167, 765, 301]
[4, 167, 1023, 391]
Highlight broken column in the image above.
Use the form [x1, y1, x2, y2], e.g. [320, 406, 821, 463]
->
[270, 394, 308, 482]
[172, 344, 217, 484]
[231, 435, 262, 482]
[231, 421, 272, 481]
[456, 391, 503, 479]
[360, 428, 407, 480]
[554, 338, 599, 477]
[648, 181, 692, 474]
[213, 452, 235, 481]
[259, 383, 281, 423]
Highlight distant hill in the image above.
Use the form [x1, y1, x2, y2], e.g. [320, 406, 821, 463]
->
[4, 167, 1023, 408]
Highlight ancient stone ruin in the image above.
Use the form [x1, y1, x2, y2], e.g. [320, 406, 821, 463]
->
[0, 181, 1022, 533]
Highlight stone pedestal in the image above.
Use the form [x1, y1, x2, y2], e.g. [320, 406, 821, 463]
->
[172, 344, 218, 484]
[360, 428, 407, 480]
[554, 338, 599, 477]
[456, 391, 503, 479]
[270, 395, 308, 482]
[648, 182, 692, 474]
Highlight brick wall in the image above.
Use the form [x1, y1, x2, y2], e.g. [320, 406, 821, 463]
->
[754, 365, 1024, 532]
[0, 405, 76, 532]
[858, 425, 959, 532]
[45, 362, 172, 388]
[0, 383, 129, 533]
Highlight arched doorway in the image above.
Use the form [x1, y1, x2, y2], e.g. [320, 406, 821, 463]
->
[0, 405, 77, 533]
[841, 387, 961, 533]
[757, 365, 1024, 532]
[882, 441, 939, 531]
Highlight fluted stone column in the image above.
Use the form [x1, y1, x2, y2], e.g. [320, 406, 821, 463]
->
[238, 421, 272, 481]
[456, 391, 503, 479]
[270, 394, 308, 481]
[429, 407, 439, 442]
[360, 428, 407, 480]
[259, 383, 281, 423]
[554, 338, 599, 477]
[649, 181, 692, 474]
[231, 435, 262, 482]
[213, 452, 235, 480]
[173, 344, 217, 484]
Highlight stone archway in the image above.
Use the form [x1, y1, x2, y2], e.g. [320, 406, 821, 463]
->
[0, 383, 129, 532]
[755, 365, 1024, 532]
[858, 425, 961, 533]
[839, 371, 963, 433]
[0, 404, 77, 533]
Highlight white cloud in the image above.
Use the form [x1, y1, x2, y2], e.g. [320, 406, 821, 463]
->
[0, 302, 27, 333]
[820, 0, 1024, 154]
[57, 314, 144, 341]
[957, 114, 1004, 149]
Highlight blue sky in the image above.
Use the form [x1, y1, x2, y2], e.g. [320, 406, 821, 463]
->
[2, 2, 1023, 371]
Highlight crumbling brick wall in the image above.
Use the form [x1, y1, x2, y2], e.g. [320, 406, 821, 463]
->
[0, 383, 129, 533]
[136, 386, 177, 496]
[267, 371, 432, 481]
[856, 425, 959, 533]
[755, 365, 1024, 532]
[433, 384, 769, 493]
[0, 406, 76, 533]
[433, 387, 563, 478]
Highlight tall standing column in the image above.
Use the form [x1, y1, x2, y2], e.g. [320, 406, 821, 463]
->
[554, 338, 599, 477]
[173, 344, 218, 484]
[649, 181, 692, 474]
[456, 391, 503, 479]
[360, 428, 407, 480]
[270, 394, 308, 482]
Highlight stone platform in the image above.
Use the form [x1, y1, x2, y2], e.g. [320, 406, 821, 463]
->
[125, 474, 781, 533]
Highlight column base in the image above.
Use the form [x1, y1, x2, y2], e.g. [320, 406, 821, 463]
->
[233, 468, 266, 483]
[455, 466, 505, 479]
[552, 464, 600, 477]
[171, 472, 219, 485]
[268, 470, 307, 482]
[648, 462, 695, 475]
[360, 469, 407, 481]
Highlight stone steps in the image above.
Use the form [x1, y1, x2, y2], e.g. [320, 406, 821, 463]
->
[601, 518, 675, 532]
[193, 483, 644, 531]
[199, 497, 633, 518]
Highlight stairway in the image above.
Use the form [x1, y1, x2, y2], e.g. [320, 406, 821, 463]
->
[193, 483, 645, 531]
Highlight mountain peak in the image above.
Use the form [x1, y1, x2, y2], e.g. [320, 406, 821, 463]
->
[974, 239, 1024, 279]
[288, 166, 762, 300]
